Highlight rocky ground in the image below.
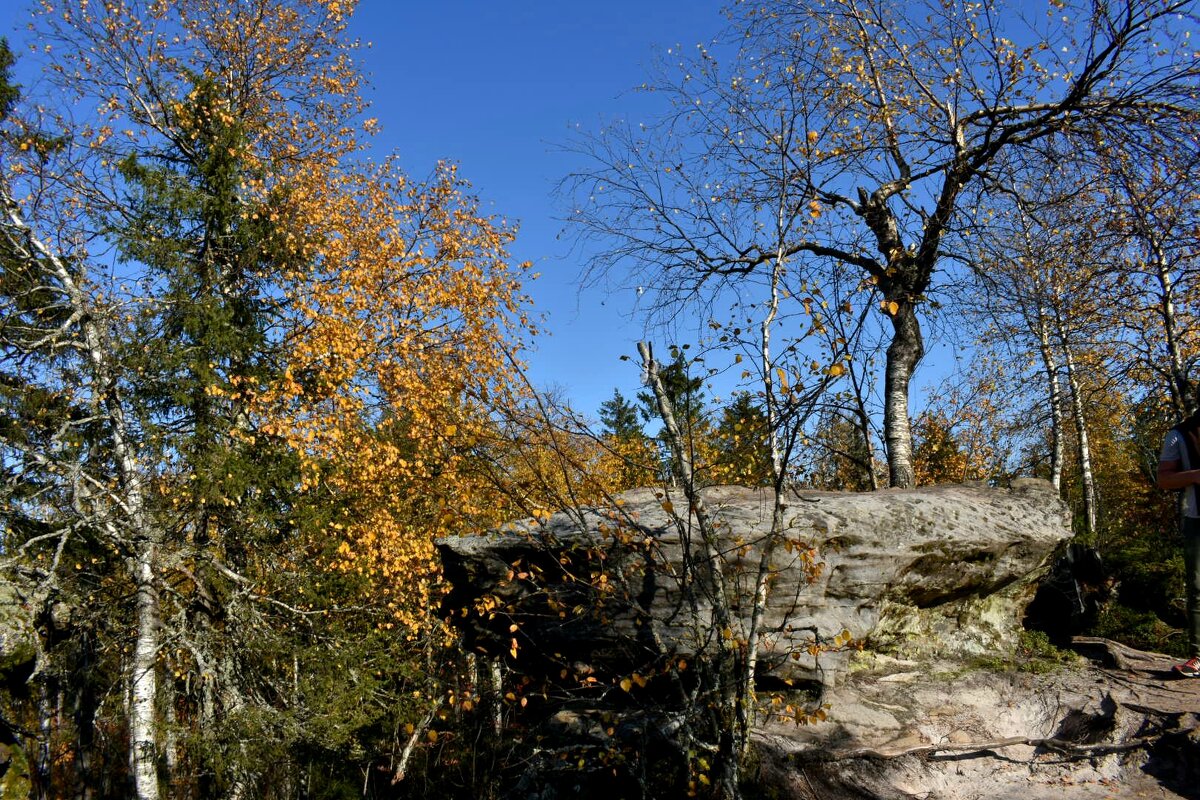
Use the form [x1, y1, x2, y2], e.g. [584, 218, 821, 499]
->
[754, 638, 1200, 800]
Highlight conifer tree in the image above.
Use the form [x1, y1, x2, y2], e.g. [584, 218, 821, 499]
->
[598, 388, 643, 440]
[0, 2, 534, 797]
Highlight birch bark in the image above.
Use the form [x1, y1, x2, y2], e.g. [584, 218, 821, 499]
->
[3, 194, 162, 800]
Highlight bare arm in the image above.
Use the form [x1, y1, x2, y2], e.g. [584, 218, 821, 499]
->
[1157, 459, 1200, 491]
[1156, 429, 1200, 491]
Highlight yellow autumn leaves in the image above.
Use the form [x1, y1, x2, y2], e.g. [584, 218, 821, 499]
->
[250, 158, 535, 633]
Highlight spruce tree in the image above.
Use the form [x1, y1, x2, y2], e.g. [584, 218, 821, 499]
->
[713, 392, 772, 486]
[598, 388, 643, 439]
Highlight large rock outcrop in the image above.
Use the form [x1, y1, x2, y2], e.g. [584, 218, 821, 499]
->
[438, 482, 1200, 799]
[438, 480, 1070, 687]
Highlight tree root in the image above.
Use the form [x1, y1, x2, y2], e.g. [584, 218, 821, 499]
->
[796, 726, 1198, 764]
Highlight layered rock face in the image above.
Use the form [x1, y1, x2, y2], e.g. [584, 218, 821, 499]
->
[439, 482, 1200, 800]
[438, 479, 1070, 687]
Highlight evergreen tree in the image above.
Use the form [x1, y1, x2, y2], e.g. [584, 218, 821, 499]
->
[0, 40, 16, 122]
[108, 76, 317, 795]
[636, 349, 706, 435]
[711, 392, 772, 486]
[595, 388, 657, 489]
[598, 388, 643, 439]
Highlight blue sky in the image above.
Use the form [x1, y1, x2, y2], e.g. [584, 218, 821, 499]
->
[348, 2, 729, 416]
[2, 0, 989, 425]
[1, 0, 728, 417]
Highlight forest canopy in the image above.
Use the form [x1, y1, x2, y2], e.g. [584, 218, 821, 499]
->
[1, 0, 1199, 798]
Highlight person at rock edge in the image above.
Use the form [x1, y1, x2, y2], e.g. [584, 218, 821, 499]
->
[1156, 390, 1200, 677]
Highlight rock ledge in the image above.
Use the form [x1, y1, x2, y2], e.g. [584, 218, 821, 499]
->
[439, 481, 1071, 686]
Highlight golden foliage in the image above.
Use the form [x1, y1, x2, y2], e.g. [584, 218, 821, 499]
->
[912, 405, 997, 487]
[597, 433, 660, 492]
[255, 159, 534, 633]
[35, 0, 365, 168]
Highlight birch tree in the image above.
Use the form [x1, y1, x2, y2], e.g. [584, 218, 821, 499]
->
[961, 141, 1135, 535]
[628, 193, 850, 796]
[568, 0, 1200, 487]
[1099, 137, 1200, 418]
[2, 1, 536, 796]
[1, 119, 163, 800]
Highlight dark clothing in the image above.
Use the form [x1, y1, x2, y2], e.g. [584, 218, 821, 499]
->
[1163, 416, 1200, 658]
[1166, 413, 1200, 517]
[1184, 516, 1200, 658]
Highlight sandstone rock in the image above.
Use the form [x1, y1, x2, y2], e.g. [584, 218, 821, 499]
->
[756, 639, 1200, 800]
[438, 481, 1070, 687]
[439, 486, 1198, 799]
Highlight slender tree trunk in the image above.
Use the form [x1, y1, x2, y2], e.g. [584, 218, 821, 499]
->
[75, 638, 96, 800]
[163, 683, 177, 797]
[854, 402, 880, 491]
[884, 301, 924, 488]
[218, 652, 249, 800]
[33, 680, 51, 800]
[74, 671, 94, 800]
[741, 244, 785, 756]
[393, 702, 439, 785]
[639, 342, 742, 800]
[130, 540, 161, 800]
[489, 659, 504, 737]
[1033, 311, 1064, 491]
[1058, 333, 1098, 536]
[1150, 240, 1190, 415]
[741, 494, 784, 756]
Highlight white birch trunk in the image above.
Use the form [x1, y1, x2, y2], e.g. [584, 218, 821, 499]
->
[741, 214, 787, 756]
[884, 302, 924, 488]
[1015, 207, 1064, 492]
[130, 542, 161, 800]
[3, 196, 162, 800]
[1150, 240, 1190, 414]
[490, 659, 504, 736]
[1034, 310, 1064, 491]
[1062, 345, 1098, 536]
[1052, 302, 1098, 536]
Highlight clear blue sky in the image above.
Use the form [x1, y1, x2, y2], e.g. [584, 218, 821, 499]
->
[349, 2, 729, 417]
